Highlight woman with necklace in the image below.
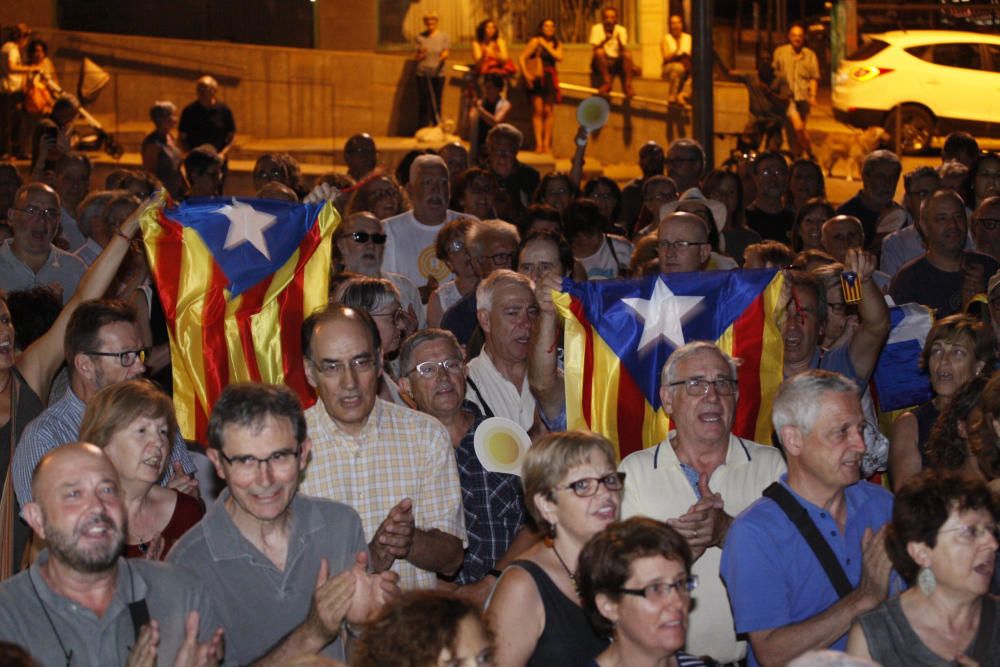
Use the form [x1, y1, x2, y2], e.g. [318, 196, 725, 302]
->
[78, 378, 203, 560]
[488, 431, 622, 667]
[0, 186, 152, 577]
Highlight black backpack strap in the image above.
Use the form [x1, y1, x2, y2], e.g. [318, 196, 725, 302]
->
[465, 377, 495, 419]
[128, 599, 151, 641]
[762, 482, 854, 599]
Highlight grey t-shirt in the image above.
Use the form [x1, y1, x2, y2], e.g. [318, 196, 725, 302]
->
[167, 491, 367, 665]
[416, 30, 450, 75]
[0, 553, 219, 666]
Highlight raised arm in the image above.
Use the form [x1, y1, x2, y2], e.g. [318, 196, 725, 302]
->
[845, 249, 889, 382]
[528, 273, 565, 423]
[16, 197, 152, 401]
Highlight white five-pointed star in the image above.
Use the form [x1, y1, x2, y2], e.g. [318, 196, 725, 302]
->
[886, 301, 932, 346]
[621, 278, 703, 351]
[217, 198, 277, 260]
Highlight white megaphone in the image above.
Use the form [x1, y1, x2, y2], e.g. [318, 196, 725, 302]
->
[577, 95, 610, 132]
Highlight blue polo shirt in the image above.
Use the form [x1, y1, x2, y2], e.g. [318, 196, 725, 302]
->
[720, 475, 894, 666]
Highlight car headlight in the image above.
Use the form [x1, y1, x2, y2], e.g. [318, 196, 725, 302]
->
[850, 66, 894, 82]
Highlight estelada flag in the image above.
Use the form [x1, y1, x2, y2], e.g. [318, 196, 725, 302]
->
[140, 196, 339, 442]
[554, 270, 785, 461]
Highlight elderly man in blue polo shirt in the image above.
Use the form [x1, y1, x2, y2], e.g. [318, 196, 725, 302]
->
[721, 370, 895, 666]
[168, 383, 398, 666]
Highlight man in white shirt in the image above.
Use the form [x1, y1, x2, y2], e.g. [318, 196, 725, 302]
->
[382, 155, 469, 302]
[589, 7, 634, 98]
[661, 14, 692, 104]
[619, 342, 785, 664]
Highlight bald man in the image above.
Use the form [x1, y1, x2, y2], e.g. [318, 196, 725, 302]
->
[0, 443, 221, 666]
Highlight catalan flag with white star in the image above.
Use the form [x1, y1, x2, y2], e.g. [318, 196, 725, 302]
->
[140, 196, 339, 441]
[554, 270, 785, 460]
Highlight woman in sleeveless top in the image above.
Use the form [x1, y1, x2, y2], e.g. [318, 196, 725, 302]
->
[889, 315, 992, 492]
[488, 431, 622, 667]
[519, 19, 562, 154]
[847, 472, 1000, 666]
[578, 518, 707, 667]
[0, 190, 150, 576]
[473, 19, 513, 77]
[79, 379, 203, 560]
[427, 217, 479, 329]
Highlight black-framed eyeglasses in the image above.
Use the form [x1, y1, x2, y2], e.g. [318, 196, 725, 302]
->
[667, 378, 738, 397]
[479, 252, 513, 266]
[976, 218, 1000, 231]
[620, 575, 699, 601]
[348, 231, 387, 245]
[554, 472, 625, 497]
[218, 446, 301, 475]
[85, 349, 147, 367]
[407, 357, 464, 378]
[13, 205, 59, 221]
[658, 240, 708, 251]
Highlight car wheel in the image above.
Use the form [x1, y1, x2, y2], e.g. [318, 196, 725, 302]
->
[885, 105, 935, 155]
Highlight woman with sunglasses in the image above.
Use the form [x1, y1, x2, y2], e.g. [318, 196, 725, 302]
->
[79, 379, 203, 560]
[427, 217, 479, 328]
[488, 430, 622, 667]
[577, 517, 706, 667]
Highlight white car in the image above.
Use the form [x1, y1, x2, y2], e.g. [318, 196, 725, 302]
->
[833, 30, 1000, 153]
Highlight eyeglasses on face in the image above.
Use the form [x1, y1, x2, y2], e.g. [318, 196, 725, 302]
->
[13, 205, 59, 221]
[667, 378, 738, 397]
[976, 218, 1000, 231]
[372, 307, 407, 327]
[347, 231, 387, 245]
[85, 348, 147, 367]
[658, 240, 708, 251]
[218, 446, 301, 476]
[620, 575, 699, 601]
[407, 358, 464, 378]
[938, 522, 999, 543]
[554, 472, 625, 497]
[309, 356, 377, 376]
[478, 252, 513, 267]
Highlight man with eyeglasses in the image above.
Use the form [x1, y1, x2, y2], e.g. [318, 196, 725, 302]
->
[168, 383, 397, 665]
[335, 211, 426, 328]
[880, 166, 948, 277]
[782, 262, 888, 391]
[1, 182, 86, 304]
[836, 150, 903, 250]
[657, 211, 712, 274]
[300, 304, 465, 591]
[441, 218, 520, 346]
[398, 328, 533, 606]
[722, 370, 894, 666]
[970, 196, 1000, 263]
[383, 155, 471, 303]
[619, 341, 785, 665]
[13, 299, 197, 507]
[744, 151, 794, 243]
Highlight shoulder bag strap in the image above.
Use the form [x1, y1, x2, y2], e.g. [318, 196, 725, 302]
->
[762, 482, 854, 599]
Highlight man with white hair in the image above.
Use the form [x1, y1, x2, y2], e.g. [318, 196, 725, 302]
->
[336, 211, 426, 327]
[466, 270, 539, 432]
[721, 370, 894, 667]
[619, 341, 785, 664]
[382, 154, 469, 301]
[658, 211, 712, 274]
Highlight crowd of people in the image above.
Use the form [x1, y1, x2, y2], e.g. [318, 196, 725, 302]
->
[1, 14, 1000, 667]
